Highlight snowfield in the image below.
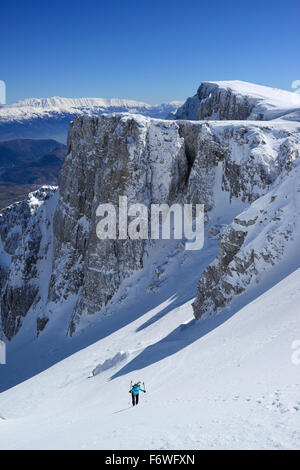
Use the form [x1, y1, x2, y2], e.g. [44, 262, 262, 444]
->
[205, 80, 300, 120]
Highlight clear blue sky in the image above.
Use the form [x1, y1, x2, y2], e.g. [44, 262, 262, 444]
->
[1, 0, 299, 104]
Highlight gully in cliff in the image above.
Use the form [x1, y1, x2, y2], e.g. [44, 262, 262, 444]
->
[96, 196, 204, 251]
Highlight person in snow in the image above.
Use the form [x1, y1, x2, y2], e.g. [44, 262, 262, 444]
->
[129, 382, 146, 406]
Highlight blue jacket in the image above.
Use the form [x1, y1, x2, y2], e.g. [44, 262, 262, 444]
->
[129, 385, 145, 396]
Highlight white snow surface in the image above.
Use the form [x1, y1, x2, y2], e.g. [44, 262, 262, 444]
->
[0, 210, 299, 449]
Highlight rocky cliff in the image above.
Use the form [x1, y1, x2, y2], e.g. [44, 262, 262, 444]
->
[0, 112, 300, 340]
[50, 114, 190, 335]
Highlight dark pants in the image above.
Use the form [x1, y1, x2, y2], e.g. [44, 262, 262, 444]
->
[131, 393, 139, 406]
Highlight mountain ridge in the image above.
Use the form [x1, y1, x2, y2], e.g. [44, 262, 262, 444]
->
[1, 113, 299, 341]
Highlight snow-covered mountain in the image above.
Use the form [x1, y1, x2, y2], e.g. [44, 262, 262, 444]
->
[0, 97, 183, 143]
[175, 80, 300, 121]
[1, 112, 300, 341]
[0, 81, 300, 449]
[0, 266, 299, 449]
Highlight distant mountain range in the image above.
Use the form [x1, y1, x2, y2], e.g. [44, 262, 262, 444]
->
[0, 139, 66, 208]
[0, 97, 182, 143]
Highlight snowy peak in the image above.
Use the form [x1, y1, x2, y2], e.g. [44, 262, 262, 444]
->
[175, 80, 300, 121]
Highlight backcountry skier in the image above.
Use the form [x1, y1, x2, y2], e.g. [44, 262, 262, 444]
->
[129, 382, 146, 406]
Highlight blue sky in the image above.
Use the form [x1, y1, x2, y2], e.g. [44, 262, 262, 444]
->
[1, 0, 299, 104]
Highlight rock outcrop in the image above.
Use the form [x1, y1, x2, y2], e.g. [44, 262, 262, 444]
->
[50, 114, 189, 334]
[0, 112, 300, 340]
[0, 97, 182, 143]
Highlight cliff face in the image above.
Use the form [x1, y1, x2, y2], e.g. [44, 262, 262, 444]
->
[193, 163, 300, 319]
[50, 114, 189, 334]
[0, 113, 299, 340]
[175, 81, 300, 122]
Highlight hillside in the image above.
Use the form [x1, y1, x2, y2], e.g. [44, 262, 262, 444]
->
[175, 80, 300, 121]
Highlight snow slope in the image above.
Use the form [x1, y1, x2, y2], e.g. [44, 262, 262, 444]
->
[0, 262, 299, 449]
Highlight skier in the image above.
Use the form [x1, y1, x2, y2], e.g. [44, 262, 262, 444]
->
[129, 382, 146, 406]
